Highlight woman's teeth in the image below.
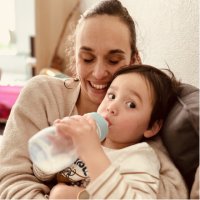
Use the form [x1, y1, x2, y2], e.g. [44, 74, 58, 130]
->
[91, 83, 107, 90]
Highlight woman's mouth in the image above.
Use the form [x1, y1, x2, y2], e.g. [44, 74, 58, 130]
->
[90, 82, 108, 90]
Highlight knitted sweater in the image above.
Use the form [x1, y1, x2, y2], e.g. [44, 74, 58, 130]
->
[0, 75, 188, 199]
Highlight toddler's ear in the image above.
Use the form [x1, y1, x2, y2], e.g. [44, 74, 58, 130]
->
[144, 120, 163, 138]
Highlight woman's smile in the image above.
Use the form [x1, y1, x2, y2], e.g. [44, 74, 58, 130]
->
[89, 82, 108, 90]
[88, 81, 109, 95]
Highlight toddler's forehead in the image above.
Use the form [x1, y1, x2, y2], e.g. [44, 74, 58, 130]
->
[111, 72, 155, 103]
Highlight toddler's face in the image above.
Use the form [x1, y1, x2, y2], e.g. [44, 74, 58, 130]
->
[97, 73, 154, 149]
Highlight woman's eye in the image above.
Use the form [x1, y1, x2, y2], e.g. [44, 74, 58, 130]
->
[127, 102, 136, 109]
[108, 54, 125, 65]
[109, 60, 119, 65]
[83, 58, 94, 63]
[108, 93, 115, 100]
[80, 53, 95, 63]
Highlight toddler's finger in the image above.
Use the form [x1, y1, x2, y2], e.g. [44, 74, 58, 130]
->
[53, 119, 61, 125]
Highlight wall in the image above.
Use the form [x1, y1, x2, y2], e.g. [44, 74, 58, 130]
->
[35, 0, 79, 74]
[15, 0, 35, 54]
[0, 0, 35, 82]
[80, 0, 199, 87]
[0, 0, 80, 80]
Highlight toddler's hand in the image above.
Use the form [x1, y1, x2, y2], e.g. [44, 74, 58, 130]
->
[49, 183, 83, 199]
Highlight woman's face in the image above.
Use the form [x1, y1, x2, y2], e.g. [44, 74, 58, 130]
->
[75, 15, 133, 106]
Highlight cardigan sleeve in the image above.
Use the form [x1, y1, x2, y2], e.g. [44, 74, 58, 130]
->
[33, 164, 55, 182]
[0, 75, 75, 199]
[148, 136, 189, 199]
[79, 144, 160, 199]
[83, 165, 159, 199]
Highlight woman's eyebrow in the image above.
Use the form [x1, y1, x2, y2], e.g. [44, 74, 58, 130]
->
[80, 46, 125, 54]
[109, 49, 125, 54]
[80, 46, 93, 52]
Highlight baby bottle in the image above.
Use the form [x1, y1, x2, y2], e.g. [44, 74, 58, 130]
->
[28, 112, 108, 174]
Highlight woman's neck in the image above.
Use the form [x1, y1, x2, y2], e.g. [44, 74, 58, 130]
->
[76, 93, 99, 115]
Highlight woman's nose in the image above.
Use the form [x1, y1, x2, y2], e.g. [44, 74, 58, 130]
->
[92, 61, 109, 79]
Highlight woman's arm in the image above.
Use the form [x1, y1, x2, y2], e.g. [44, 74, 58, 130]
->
[81, 145, 160, 199]
[0, 76, 70, 199]
[33, 164, 55, 182]
[148, 136, 188, 199]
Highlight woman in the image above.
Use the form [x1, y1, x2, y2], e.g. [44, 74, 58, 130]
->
[0, 0, 187, 199]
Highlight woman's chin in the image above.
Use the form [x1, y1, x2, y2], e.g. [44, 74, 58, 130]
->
[91, 93, 105, 105]
[89, 85, 106, 96]
[88, 90, 106, 105]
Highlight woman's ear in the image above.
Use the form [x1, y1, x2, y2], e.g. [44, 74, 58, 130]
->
[144, 120, 163, 138]
[130, 51, 142, 64]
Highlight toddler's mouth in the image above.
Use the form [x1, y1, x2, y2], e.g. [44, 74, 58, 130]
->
[104, 117, 112, 127]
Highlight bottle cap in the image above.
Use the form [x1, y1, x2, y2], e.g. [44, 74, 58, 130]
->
[90, 112, 108, 141]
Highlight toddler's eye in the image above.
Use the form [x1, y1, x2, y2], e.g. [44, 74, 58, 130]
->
[127, 102, 136, 109]
[108, 93, 115, 100]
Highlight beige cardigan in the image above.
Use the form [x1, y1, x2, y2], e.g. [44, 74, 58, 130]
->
[0, 75, 188, 199]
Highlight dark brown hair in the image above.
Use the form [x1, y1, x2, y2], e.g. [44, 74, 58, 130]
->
[110, 64, 180, 129]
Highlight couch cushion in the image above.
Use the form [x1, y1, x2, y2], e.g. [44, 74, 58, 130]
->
[161, 83, 199, 190]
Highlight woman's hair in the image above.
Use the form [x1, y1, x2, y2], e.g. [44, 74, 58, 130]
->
[66, 0, 138, 76]
[110, 64, 181, 129]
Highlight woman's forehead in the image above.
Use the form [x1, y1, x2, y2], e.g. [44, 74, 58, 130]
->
[76, 15, 131, 53]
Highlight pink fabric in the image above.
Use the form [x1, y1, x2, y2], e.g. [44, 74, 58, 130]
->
[0, 85, 22, 108]
[0, 85, 22, 120]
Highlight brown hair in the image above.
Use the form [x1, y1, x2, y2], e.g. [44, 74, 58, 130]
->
[66, 0, 138, 76]
[110, 64, 180, 129]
